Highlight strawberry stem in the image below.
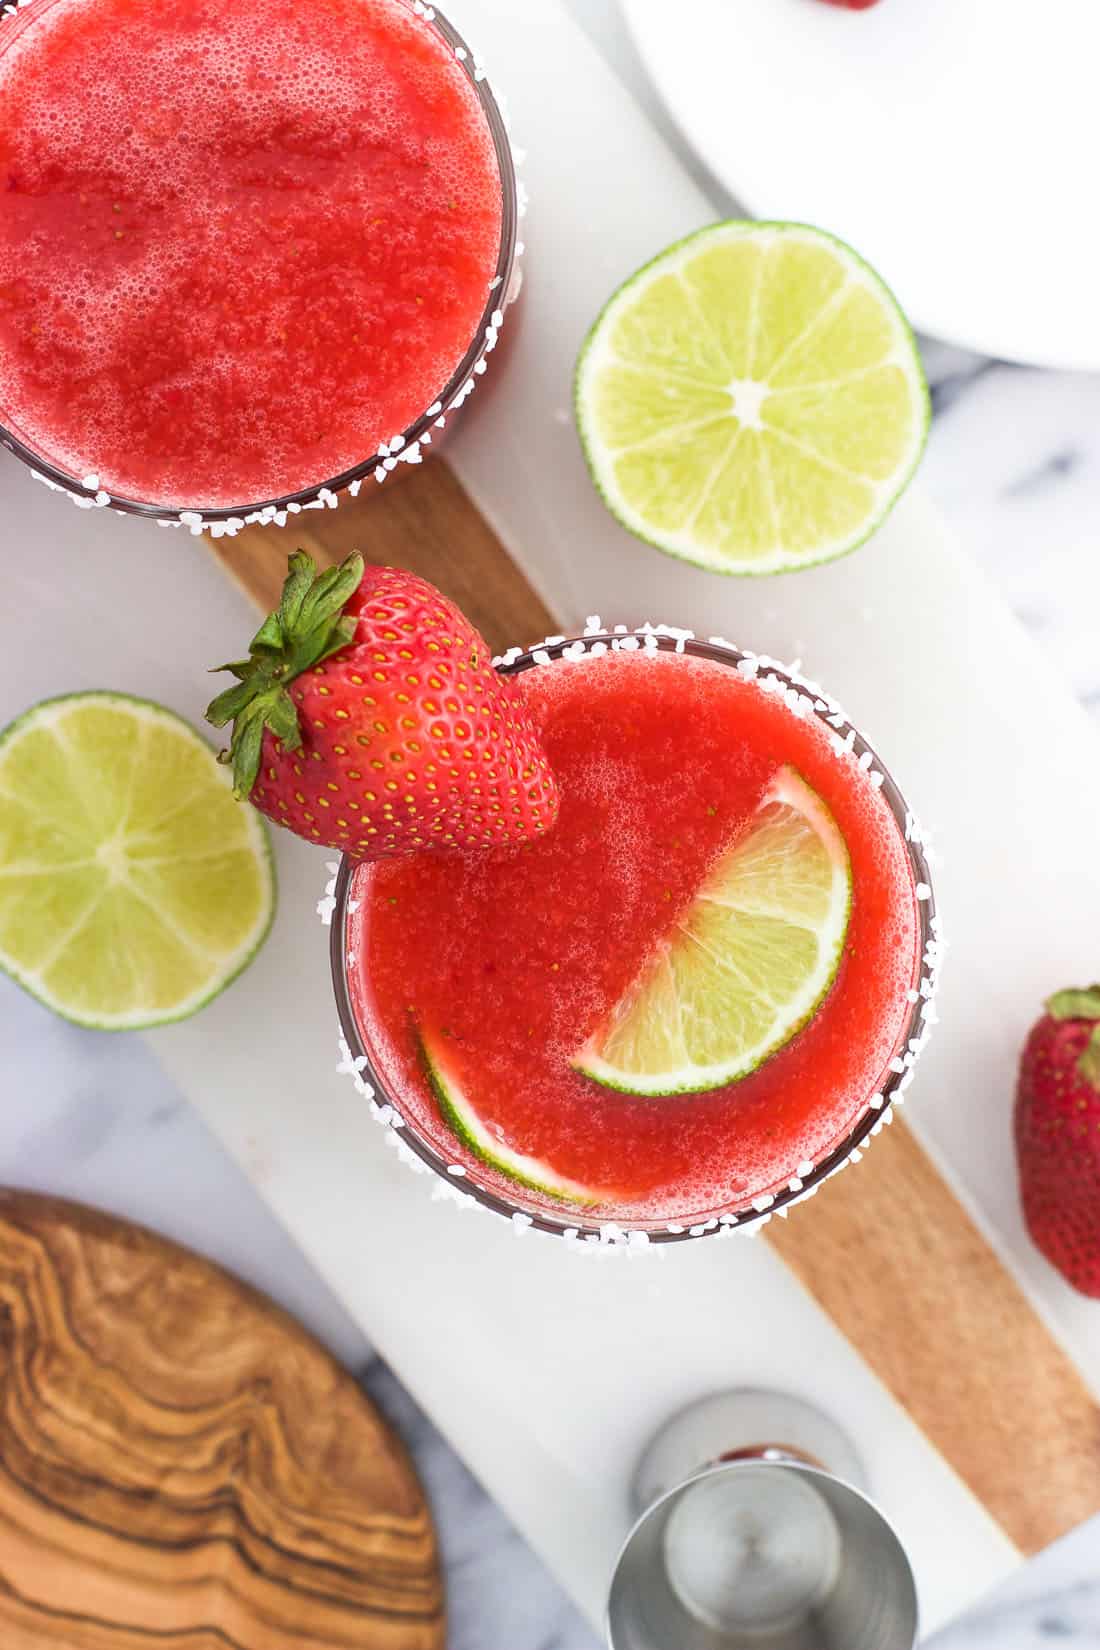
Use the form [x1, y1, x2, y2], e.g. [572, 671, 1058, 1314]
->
[205, 549, 364, 798]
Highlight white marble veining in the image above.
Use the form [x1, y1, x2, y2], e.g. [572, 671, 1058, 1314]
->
[3, 2, 1100, 1644]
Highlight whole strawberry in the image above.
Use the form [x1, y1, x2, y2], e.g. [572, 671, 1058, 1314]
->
[206, 552, 560, 858]
[1015, 986, 1100, 1297]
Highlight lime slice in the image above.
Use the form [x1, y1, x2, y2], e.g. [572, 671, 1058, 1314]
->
[575, 221, 929, 575]
[574, 768, 851, 1095]
[421, 1029, 600, 1206]
[0, 693, 275, 1029]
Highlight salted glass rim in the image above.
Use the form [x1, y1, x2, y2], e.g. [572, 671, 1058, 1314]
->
[0, 0, 518, 525]
[329, 628, 941, 1245]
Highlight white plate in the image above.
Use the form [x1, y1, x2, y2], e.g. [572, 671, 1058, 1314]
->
[620, 0, 1100, 370]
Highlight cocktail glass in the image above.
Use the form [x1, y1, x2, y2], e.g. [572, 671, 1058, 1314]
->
[329, 629, 940, 1244]
[0, 0, 518, 527]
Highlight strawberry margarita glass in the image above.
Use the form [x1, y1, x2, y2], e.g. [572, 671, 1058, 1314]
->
[0, 0, 516, 524]
[329, 629, 940, 1243]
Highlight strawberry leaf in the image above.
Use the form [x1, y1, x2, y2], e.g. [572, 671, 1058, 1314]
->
[265, 690, 302, 751]
[1080, 1027, 1100, 1089]
[1047, 987, 1100, 1022]
[205, 549, 365, 798]
[279, 551, 319, 631]
[250, 611, 286, 654]
[206, 678, 259, 728]
[227, 703, 267, 800]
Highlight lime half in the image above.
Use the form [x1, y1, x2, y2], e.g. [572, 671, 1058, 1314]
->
[0, 693, 275, 1029]
[421, 1029, 600, 1206]
[574, 768, 851, 1095]
[575, 221, 929, 575]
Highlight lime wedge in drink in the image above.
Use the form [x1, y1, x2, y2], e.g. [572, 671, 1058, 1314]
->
[421, 1029, 600, 1205]
[574, 768, 851, 1095]
[575, 221, 928, 575]
[0, 693, 275, 1029]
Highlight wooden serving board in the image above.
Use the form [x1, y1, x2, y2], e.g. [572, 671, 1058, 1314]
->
[0, 1190, 444, 1650]
[209, 459, 1100, 1567]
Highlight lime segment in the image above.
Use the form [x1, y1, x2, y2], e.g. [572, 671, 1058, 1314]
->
[575, 221, 929, 575]
[421, 1029, 600, 1206]
[574, 768, 851, 1095]
[0, 693, 274, 1029]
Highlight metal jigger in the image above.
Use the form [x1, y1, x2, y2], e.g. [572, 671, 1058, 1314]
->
[607, 1390, 919, 1650]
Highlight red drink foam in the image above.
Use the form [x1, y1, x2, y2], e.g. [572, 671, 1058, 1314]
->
[349, 648, 922, 1224]
[0, 0, 503, 508]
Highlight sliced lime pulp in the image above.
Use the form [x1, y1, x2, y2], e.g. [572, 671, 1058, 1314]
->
[0, 693, 275, 1029]
[574, 767, 851, 1095]
[575, 221, 929, 575]
[420, 1028, 600, 1206]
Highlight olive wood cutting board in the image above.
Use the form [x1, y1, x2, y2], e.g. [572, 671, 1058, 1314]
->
[209, 459, 1100, 1563]
[0, 1189, 444, 1650]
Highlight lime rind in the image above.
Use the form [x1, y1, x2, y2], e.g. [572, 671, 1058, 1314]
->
[0, 692, 275, 1030]
[575, 220, 930, 577]
[420, 1029, 600, 1206]
[573, 767, 851, 1096]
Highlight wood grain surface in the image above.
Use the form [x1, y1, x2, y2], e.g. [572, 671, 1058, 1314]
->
[210, 462, 555, 657]
[768, 1124, 1100, 1555]
[209, 457, 1100, 1559]
[0, 1190, 443, 1650]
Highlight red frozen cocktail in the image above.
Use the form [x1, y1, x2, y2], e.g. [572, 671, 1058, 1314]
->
[0, 0, 510, 514]
[336, 636, 935, 1235]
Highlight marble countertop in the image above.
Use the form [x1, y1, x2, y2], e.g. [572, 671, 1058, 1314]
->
[4, 3, 1100, 1645]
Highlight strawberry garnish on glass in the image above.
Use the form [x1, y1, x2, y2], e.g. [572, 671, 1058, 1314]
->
[206, 552, 560, 858]
[1015, 986, 1100, 1298]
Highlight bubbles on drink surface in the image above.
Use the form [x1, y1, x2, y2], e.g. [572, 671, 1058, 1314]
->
[0, 0, 503, 506]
